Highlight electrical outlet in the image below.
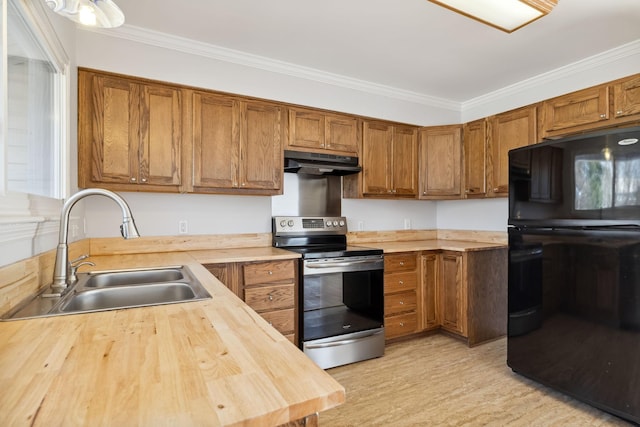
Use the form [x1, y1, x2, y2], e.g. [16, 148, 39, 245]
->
[179, 220, 188, 234]
[404, 218, 411, 230]
[357, 221, 364, 231]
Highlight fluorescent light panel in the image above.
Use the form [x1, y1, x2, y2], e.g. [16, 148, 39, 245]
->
[429, 0, 557, 32]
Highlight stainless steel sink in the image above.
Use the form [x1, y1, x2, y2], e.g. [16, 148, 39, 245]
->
[81, 267, 185, 288]
[2, 265, 211, 320]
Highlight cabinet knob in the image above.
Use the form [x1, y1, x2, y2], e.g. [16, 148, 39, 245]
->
[241, 182, 246, 186]
[399, 322, 405, 327]
[600, 114, 606, 119]
[399, 280, 404, 285]
[130, 177, 136, 182]
[399, 261, 404, 266]
[141, 178, 147, 183]
[268, 271, 273, 275]
[616, 110, 623, 115]
[268, 294, 273, 301]
[494, 187, 499, 192]
[399, 301, 404, 305]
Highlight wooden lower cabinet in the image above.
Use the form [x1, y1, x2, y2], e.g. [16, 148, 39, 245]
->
[204, 259, 298, 343]
[436, 248, 508, 346]
[386, 248, 507, 346]
[384, 252, 420, 340]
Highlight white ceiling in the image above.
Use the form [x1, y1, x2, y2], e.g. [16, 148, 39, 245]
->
[114, 0, 640, 104]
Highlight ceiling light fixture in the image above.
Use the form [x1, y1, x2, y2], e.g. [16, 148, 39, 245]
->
[45, 0, 124, 28]
[428, 0, 558, 33]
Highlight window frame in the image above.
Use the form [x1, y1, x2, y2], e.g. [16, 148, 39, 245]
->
[0, 0, 71, 267]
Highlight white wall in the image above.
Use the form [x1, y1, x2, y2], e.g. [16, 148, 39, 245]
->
[77, 29, 640, 238]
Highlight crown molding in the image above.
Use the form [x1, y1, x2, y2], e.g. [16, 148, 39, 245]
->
[462, 39, 640, 111]
[84, 25, 461, 112]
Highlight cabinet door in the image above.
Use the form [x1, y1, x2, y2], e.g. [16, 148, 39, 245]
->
[463, 119, 487, 198]
[288, 108, 325, 150]
[488, 106, 537, 197]
[541, 86, 609, 137]
[392, 125, 418, 197]
[418, 125, 462, 199]
[422, 253, 439, 330]
[440, 251, 466, 336]
[613, 75, 640, 119]
[192, 92, 239, 189]
[325, 114, 358, 154]
[86, 74, 139, 185]
[139, 83, 182, 186]
[362, 121, 392, 195]
[240, 101, 283, 190]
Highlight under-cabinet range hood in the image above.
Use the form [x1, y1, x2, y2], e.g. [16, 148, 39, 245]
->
[284, 150, 361, 176]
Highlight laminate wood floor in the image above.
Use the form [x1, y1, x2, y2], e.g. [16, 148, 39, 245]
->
[320, 334, 633, 426]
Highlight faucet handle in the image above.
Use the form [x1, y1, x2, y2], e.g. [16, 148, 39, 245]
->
[68, 261, 96, 285]
[70, 254, 90, 265]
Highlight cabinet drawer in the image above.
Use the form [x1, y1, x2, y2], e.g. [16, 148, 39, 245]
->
[260, 308, 295, 335]
[384, 253, 417, 273]
[243, 260, 295, 286]
[385, 312, 418, 339]
[245, 284, 295, 312]
[384, 291, 417, 315]
[384, 271, 418, 293]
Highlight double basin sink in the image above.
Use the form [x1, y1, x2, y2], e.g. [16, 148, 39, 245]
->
[3, 265, 212, 320]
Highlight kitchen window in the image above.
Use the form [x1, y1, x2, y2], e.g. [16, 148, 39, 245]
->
[0, 0, 70, 266]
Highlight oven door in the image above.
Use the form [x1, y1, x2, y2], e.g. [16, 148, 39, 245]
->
[301, 255, 385, 368]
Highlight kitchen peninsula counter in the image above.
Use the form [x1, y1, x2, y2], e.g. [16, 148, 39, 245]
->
[0, 251, 344, 426]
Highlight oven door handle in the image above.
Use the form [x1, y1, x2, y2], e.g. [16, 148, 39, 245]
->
[304, 330, 384, 349]
[306, 259, 382, 269]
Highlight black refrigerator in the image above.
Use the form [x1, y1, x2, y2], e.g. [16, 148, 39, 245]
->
[507, 126, 640, 424]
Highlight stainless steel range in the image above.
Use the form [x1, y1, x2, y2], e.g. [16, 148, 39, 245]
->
[273, 216, 385, 369]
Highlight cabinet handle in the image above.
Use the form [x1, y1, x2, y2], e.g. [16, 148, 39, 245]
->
[616, 110, 623, 115]
[600, 114, 606, 119]
[399, 280, 404, 285]
[400, 322, 405, 327]
[268, 271, 273, 275]
[241, 182, 246, 187]
[399, 301, 404, 305]
[268, 294, 274, 301]
[141, 178, 147, 183]
[494, 187, 499, 192]
[399, 261, 404, 266]
[130, 177, 136, 182]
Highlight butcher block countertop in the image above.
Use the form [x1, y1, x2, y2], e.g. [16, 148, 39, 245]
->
[365, 239, 506, 253]
[0, 251, 344, 426]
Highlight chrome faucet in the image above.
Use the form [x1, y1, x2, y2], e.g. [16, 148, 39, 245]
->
[48, 188, 140, 295]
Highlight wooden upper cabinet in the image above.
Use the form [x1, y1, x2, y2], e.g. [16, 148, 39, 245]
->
[361, 121, 393, 196]
[613, 74, 640, 120]
[192, 93, 283, 194]
[78, 69, 182, 191]
[462, 119, 487, 198]
[541, 85, 609, 138]
[392, 125, 419, 197]
[418, 125, 462, 199]
[240, 101, 283, 191]
[192, 92, 238, 190]
[541, 74, 640, 139]
[487, 105, 537, 197]
[287, 107, 358, 155]
[360, 121, 417, 198]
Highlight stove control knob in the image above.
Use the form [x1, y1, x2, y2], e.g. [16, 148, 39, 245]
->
[280, 220, 287, 228]
[326, 220, 332, 227]
[287, 219, 294, 227]
[339, 220, 345, 227]
[332, 220, 338, 226]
